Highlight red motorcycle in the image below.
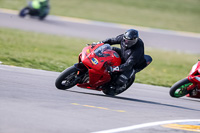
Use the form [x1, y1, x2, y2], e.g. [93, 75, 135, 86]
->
[170, 60, 200, 98]
[55, 43, 135, 96]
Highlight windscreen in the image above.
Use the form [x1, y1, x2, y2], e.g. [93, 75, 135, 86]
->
[94, 44, 111, 57]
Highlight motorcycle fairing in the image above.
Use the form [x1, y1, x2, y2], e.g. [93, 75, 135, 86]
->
[77, 43, 121, 89]
[189, 61, 200, 75]
[188, 61, 200, 83]
[81, 43, 121, 71]
[187, 60, 200, 98]
[77, 69, 111, 90]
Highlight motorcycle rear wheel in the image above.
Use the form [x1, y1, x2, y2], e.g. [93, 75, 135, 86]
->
[55, 66, 78, 90]
[169, 78, 193, 98]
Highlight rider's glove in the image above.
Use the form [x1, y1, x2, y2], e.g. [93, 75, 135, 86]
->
[102, 38, 110, 44]
[113, 66, 120, 72]
[86, 42, 97, 47]
[90, 41, 103, 48]
[108, 66, 120, 72]
[91, 42, 97, 47]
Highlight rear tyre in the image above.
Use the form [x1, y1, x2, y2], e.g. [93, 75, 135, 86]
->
[169, 78, 193, 98]
[39, 15, 47, 20]
[55, 66, 79, 90]
[39, 7, 49, 20]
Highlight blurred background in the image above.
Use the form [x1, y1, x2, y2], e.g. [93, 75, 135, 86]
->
[0, 0, 199, 33]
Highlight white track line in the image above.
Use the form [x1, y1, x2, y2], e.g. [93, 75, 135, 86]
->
[92, 119, 200, 133]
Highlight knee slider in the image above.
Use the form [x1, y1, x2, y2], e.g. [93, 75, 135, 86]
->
[144, 55, 152, 65]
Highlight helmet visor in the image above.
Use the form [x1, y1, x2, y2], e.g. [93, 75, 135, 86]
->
[124, 37, 138, 48]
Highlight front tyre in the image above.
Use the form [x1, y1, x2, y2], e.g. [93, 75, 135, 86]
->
[169, 78, 193, 98]
[19, 7, 29, 17]
[55, 66, 79, 90]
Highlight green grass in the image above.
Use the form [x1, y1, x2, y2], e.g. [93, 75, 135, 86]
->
[136, 49, 199, 86]
[0, 0, 200, 33]
[0, 28, 88, 71]
[0, 28, 199, 87]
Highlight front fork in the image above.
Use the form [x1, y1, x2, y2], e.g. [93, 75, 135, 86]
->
[74, 62, 88, 83]
[187, 84, 196, 91]
[186, 81, 200, 97]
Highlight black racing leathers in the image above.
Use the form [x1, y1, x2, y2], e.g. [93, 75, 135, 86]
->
[102, 34, 146, 72]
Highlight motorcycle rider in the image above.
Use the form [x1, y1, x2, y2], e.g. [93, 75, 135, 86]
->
[100, 29, 152, 93]
[32, 0, 50, 19]
[20, 0, 50, 19]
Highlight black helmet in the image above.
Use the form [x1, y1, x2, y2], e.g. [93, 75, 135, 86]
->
[123, 29, 139, 48]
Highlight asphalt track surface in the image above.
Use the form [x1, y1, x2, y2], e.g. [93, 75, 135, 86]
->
[0, 10, 200, 133]
[1, 65, 200, 133]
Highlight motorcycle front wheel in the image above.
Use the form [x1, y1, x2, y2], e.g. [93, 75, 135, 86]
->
[169, 78, 193, 98]
[55, 66, 79, 90]
[19, 7, 29, 17]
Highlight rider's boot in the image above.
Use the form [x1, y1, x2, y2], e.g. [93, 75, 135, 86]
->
[114, 74, 128, 93]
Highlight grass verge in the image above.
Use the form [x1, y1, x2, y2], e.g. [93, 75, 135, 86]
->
[0, 28, 199, 87]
